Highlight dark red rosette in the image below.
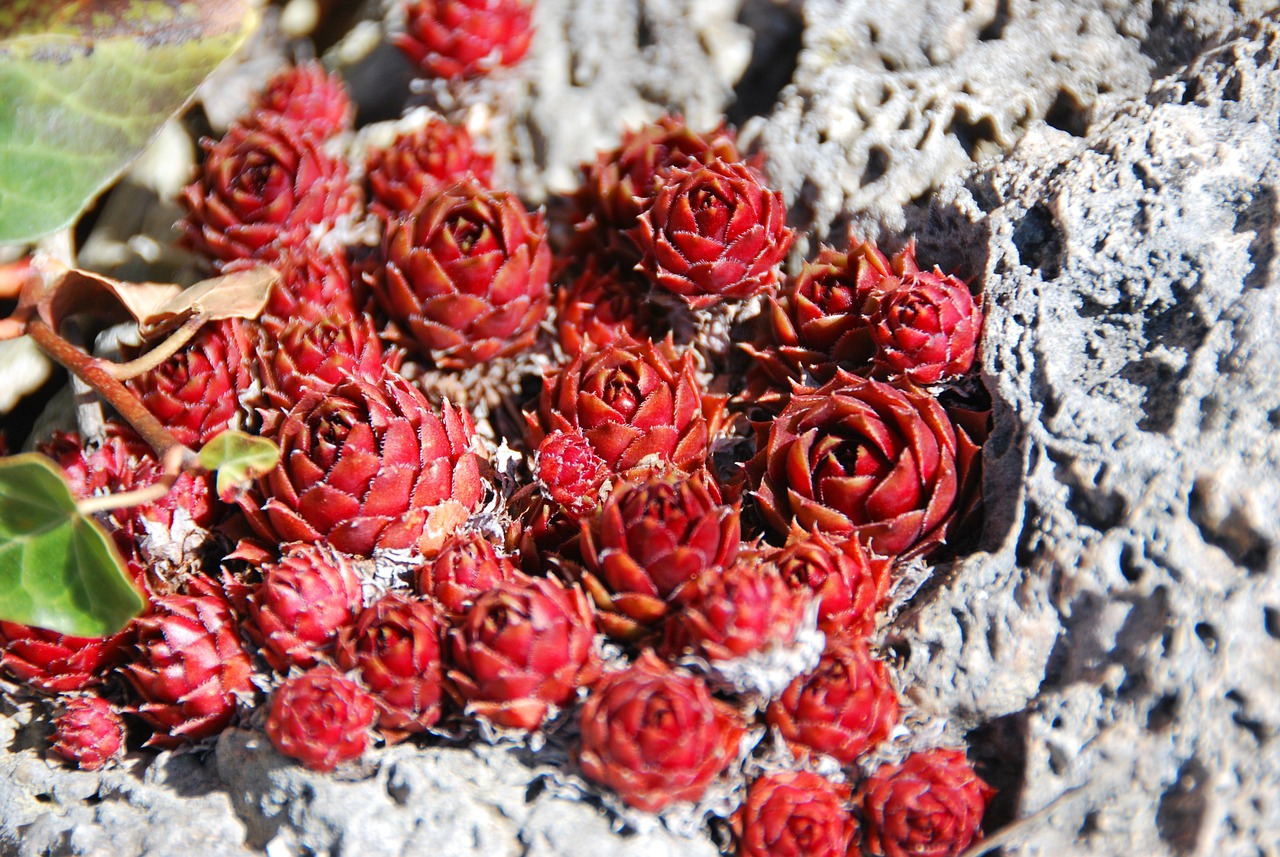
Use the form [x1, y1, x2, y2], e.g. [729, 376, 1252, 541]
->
[394, 0, 534, 80]
[337, 592, 446, 737]
[179, 119, 355, 264]
[448, 574, 600, 730]
[380, 181, 551, 368]
[246, 373, 486, 557]
[628, 159, 792, 309]
[751, 371, 981, 558]
[265, 666, 378, 772]
[735, 770, 857, 857]
[766, 638, 899, 765]
[857, 748, 994, 857]
[577, 650, 744, 812]
[366, 117, 495, 217]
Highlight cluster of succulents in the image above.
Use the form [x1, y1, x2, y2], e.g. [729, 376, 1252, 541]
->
[0, 1, 996, 855]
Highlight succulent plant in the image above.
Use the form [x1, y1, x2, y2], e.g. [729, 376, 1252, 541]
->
[448, 574, 600, 730]
[50, 696, 127, 771]
[124, 593, 254, 747]
[735, 770, 857, 857]
[868, 260, 982, 385]
[628, 159, 793, 310]
[417, 531, 518, 618]
[379, 180, 551, 368]
[0, 620, 127, 693]
[768, 526, 890, 640]
[766, 638, 899, 765]
[250, 61, 354, 139]
[553, 259, 658, 359]
[533, 429, 609, 517]
[745, 244, 881, 394]
[126, 320, 260, 447]
[579, 468, 740, 637]
[245, 373, 487, 557]
[365, 117, 495, 217]
[577, 650, 744, 812]
[527, 334, 723, 475]
[179, 118, 355, 264]
[265, 666, 378, 772]
[258, 315, 397, 406]
[752, 370, 981, 559]
[570, 115, 748, 262]
[244, 543, 364, 672]
[254, 245, 365, 326]
[857, 748, 994, 857]
[336, 592, 446, 737]
[661, 557, 807, 663]
[394, 0, 535, 80]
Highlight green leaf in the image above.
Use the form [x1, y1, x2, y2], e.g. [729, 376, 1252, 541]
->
[198, 430, 279, 500]
[0, 453, 146, 637]
[0, 0, 260, 243]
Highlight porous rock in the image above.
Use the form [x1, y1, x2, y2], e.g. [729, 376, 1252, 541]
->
[890, 13, 1280, 854]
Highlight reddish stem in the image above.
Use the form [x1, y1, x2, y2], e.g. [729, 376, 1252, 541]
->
[25, 318, 192, 465]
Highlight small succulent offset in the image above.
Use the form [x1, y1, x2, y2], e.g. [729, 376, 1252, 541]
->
[1, 23, 1000, 857]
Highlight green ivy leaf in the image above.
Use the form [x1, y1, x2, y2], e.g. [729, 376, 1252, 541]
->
[198, 430, 279, 501]
[0, 0, 259, 243]
[0, 453, 146, 637]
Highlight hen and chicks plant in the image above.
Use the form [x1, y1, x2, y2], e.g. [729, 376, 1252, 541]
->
[0, 5, 999, 855]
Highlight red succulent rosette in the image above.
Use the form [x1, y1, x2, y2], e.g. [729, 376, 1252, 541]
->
[527, 334, 722, 475]
[766, 638, 899, 765]
[41, 422, 219, 575]
[0, 621, 128, 693]
[126, 320, 260, 447]
[265, 666, 378, 772]
[246, 372, 486, 557]
[244, 543, 364, 672]
[857, 748, 994, 857]
[746, 244, 882, 394]
[179, 118, 355, 264]
[580, 469, 741, 637]
[50, 696, 127, 771]
[768, 526, 890, 640]
[254, 246, 365, 326]
[868, 266, 982, 385]
[628, 159, 793, 310]
[258, 315, 397, 406]
[416, 532, 517, 618]
[735, 770, 857, 857]
[394, 0, 535, 80]
[379, 180, 551, 368]
[553, 259, 658, 359]
[366, 117, 495, 216]
[571, 115, 748, 260]
[661, 558, 807, 663]
[534, 429, 610, 517]
[577, 651, 744, 812]
[250, 61, 355, 139]
[123, 593, 254, 747]
[448, 574, 600, 730]
[751, 371, 981, 559]
[337, 592, 446, 737]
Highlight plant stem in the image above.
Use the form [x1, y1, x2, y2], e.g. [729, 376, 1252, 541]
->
[104, 313, 207, 381]
[26, 318, 193, 466]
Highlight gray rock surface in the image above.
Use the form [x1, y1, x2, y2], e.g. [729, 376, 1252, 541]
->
[5, 1, 1280, 855]
[891, 13, 1280, 854]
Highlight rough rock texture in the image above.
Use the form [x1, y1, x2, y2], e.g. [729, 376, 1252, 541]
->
[5, 2, 1280, 856]
[744, 0, 1269, 249]
[890, 13, 1280, 854]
